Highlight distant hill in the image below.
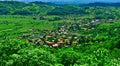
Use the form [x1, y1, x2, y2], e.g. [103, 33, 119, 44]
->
[82, 2, 120, 7]
[0, 1, 120, 15]
[29, 1, 56, 6]
[0, 1, 55, 15]
[30, 1, 120, 7]
[21, 0, 120, 4]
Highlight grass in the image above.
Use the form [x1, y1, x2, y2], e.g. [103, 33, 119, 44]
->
[0, 15, 74, 38]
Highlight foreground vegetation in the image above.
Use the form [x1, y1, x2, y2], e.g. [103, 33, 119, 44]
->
[0, 1, 120, 66]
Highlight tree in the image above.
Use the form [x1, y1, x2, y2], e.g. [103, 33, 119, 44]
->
[60, 51, 80, 66]
[0, 5, 10, 15]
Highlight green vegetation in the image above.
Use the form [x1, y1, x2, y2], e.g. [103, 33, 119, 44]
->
[0, 1, 120, 66]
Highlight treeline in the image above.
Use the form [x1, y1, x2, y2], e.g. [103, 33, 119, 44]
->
[0, 37, 120, 66]
[1, 1, 120, 19]
[48, 6, 120, 19]
[0, 1, 54, 15]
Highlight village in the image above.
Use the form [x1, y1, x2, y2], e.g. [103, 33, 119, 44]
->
[19, 17, 117, 48]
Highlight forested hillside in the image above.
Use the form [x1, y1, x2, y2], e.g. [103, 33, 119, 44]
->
[0, 1, 120, 66]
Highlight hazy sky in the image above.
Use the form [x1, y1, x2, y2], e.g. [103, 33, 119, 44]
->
[20, 0, 120, 3]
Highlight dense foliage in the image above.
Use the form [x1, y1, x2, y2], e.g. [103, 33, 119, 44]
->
[1, 38, 120, 66]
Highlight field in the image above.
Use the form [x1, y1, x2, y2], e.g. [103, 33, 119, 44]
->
[0, 1, 120, 66]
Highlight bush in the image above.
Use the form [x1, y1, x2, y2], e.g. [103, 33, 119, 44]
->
[60, 51, 80, 66]
[4, 47, 56, 66]
[0, 39, 31, 55]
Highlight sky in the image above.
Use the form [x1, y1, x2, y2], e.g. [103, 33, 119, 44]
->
[20, 0, 120, 3]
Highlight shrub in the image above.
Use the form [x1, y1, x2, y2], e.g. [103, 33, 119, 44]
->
[60, 51, 80, 66]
